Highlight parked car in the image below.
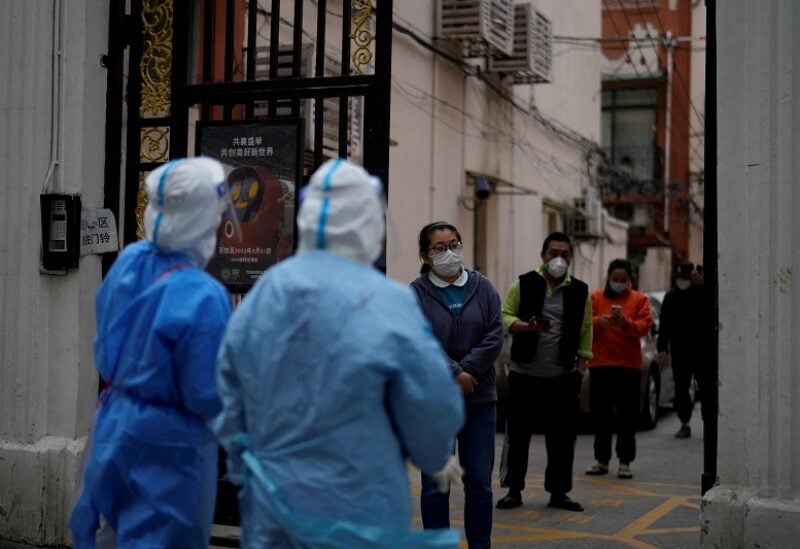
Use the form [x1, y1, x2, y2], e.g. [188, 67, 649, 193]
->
[494, 290, 675, 433]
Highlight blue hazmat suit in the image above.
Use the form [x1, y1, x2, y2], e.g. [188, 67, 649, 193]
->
[70, 158, 234, 548]
[213, 158, 465, 548]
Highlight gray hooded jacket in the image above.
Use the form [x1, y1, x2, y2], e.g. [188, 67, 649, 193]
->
[411, 270, 504, 404]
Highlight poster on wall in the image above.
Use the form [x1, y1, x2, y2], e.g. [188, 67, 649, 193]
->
[197, 120, 303, 292]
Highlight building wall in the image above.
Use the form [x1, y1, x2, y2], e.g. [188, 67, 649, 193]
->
[572, 213, 630, 290]
[701, 0, 800, 546]
[637, 246, 671, 292]
[0, 0, 106, 544]
[387, 0, 611, 294]
[600, 0, 698, 273]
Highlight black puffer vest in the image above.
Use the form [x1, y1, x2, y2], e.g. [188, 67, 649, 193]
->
[509, 270, 588, 367]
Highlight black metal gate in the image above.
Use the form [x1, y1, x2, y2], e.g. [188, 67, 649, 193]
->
[104, 0, 393, 248]
[102, 0, 393, 527]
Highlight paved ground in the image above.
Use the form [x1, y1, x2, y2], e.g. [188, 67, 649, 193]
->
[407, 408, 706, 548]
[211, 407, 705, 548]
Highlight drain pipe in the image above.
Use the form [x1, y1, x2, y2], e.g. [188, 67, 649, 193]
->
[42, 0, 64, 194]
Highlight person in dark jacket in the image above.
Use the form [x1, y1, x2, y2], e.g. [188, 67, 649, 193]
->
[658, 261, 704, 438]
[411, 221, 504, 549]
[495, 232, 592, 512]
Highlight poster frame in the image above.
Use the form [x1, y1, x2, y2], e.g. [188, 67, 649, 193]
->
[195, 118, 304, 294]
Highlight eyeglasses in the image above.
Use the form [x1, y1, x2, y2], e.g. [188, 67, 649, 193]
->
[428, 241, 463, 255]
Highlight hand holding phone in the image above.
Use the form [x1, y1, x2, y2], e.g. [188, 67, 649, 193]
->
[538, 318, 551, 330]
[610, 305, 627, 327]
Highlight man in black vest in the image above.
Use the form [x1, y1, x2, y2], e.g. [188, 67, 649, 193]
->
[496, 232, 593, 512]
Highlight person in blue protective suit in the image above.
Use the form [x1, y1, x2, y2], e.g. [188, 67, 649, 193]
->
[212, 158, 466, 549]
[70, 158, 236, 548]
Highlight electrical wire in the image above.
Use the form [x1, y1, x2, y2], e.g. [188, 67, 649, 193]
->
[603, 1, 646, 81]
[400, 69, 592, 206]
[390, 21, 599, 153]
[248, 4, 602, 205]
[614, 0, 658, 79]
[605, 6, 705, 163]
[621, 0, 706, 150]
[392, 75, 589, 190]
[643, 4, 706, 127]
[249, 5, 604, 156]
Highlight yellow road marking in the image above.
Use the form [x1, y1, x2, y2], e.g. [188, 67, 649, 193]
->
[517, 509, 544, 520]
[614, 494, 699, 539]
[411, 464, 700, 546]
[644, 527, 702, 534]
[617, 479, 701, 490]
[492, 528, 658, 548]
[556, 513, 595, 523]
[579, 477, 666, 497]
[591, 498, 625, 507]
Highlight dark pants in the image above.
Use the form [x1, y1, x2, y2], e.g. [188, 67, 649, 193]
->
[589, 367, 642, 465]
[421, 402, 496, 549]
[673, 354, 701, 424]
[501, 370, 581, 496]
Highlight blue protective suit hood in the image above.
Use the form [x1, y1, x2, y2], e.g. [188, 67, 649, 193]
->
[144, 157, 229, 267]
[297, 158, 385, 265]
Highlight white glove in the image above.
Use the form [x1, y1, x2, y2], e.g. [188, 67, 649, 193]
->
[431, 455, 463, 493]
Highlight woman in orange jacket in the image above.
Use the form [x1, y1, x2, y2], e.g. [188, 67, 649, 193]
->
[585, 259, 652, 479]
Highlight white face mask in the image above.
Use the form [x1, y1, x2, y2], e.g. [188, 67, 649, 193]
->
[609, 281, 628, 294]
[546, 256, 568, 279]
[432, 249, 463, 277]
[676, 279, 691, 290]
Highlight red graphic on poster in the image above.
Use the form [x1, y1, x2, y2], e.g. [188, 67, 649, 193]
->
[220, 165, 293, 265]
[197, 120, 303, 291]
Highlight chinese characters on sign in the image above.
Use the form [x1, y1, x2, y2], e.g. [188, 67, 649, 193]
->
[197, 120, 303, 292]
[80, 208, 119, 255]
[218, 136, 274, 159]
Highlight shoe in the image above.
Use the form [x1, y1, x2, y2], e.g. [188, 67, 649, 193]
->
[585, 462, 609, 475]
[547, 493, 584, 512]
[496, 491, 523, 510]
[617, 463, 633, 479]
[675, 424, 691, 439]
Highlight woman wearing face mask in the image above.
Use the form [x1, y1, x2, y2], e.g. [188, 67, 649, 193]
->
[585, 259, 652, 480]
[411, 222, 504, 549]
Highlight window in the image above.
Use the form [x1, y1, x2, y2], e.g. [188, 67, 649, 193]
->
[602, 89, 658, 183]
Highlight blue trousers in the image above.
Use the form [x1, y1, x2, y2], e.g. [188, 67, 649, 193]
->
[421, 402, 496, 549]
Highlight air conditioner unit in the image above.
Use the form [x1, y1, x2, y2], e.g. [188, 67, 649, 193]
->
[436, 0, 515, 57]
[487, 4, 552, 84]
[571, 187, 603, 238]
[253, 44, 363, 163]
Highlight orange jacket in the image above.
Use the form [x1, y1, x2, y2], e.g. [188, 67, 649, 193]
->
[589, 288, 653, 369]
